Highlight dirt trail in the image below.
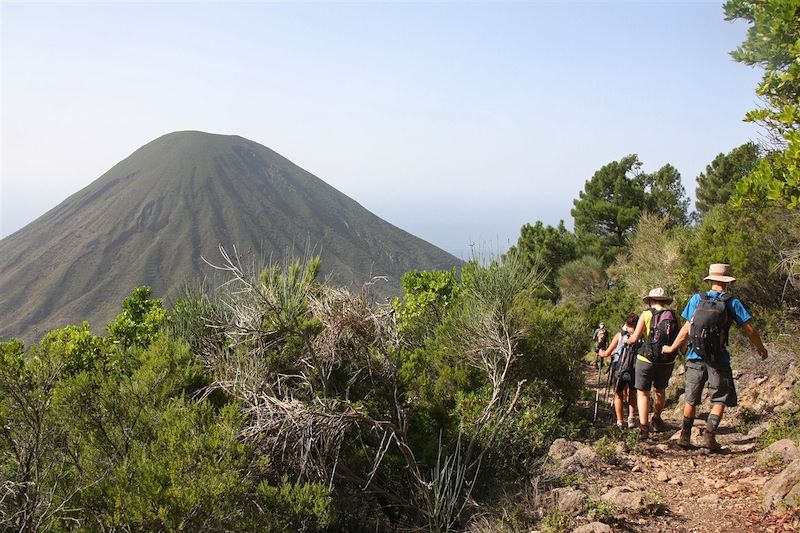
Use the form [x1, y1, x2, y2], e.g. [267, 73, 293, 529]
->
[573, 363, 799, 532]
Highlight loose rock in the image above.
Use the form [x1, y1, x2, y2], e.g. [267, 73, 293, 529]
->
[723, 482, 744, 494]
[698, 494, 720, 504]
[601, 486, 644, 509]
[758, 439, 800, 465]
[551, 487, 587, 515]
[763, 458, 800, 510]
[730, 466, 754, 478]
[572, 522, 613, 533]
[741, 475, 770, 486]
[548, 438, 579, 461]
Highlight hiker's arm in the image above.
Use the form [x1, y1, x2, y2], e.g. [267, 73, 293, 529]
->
[662, 322, 690, 355]
[599, 334, 619, 358]
[741, 322, 768, 360]
[626, 315, 646, 344]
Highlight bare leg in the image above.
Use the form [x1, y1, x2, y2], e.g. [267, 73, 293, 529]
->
[653, 388, 666, 420]
[638, 390, 650, 427]
[627, 386, 636, 417]
[614, 392, 624, 423]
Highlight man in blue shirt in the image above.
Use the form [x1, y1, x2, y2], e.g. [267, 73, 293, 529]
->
[662, 264, 767, 450]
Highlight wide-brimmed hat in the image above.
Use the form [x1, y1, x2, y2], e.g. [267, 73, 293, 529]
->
[704, 263, 736, 283]
[643, 287, 673, 304]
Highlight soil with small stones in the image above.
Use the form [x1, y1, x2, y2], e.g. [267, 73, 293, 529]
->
[577, 363, 800, 533]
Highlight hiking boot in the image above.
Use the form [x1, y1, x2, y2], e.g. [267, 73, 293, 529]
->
[677, 429, 692, 449]
[701, 430, 722, 452]
[628, 416, 637, 430]
[616, 421, 624, 430]
[637, 424, 649, 440]
[651, 417, 667, 433]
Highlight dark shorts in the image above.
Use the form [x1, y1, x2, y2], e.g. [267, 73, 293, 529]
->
[685, 360, 738, 407]
[615, 377, 634, 394]
[634, 358, 674, 391]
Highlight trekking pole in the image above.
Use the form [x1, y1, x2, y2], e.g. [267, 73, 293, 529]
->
[603, 362, 614, 405]
[609, 373, 621, 423]
[592, 356, 602, 423]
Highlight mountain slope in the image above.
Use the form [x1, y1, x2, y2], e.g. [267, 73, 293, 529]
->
[0, 131, 460, 342]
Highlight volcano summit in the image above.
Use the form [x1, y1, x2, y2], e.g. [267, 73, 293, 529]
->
[0, 131, 460, 342]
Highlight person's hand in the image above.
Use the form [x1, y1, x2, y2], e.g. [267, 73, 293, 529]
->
[758, 346, 768, 360]
[661, 345, 675, 356]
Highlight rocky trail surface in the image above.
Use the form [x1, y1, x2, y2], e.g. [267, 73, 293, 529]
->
[544, 361, 800, 532]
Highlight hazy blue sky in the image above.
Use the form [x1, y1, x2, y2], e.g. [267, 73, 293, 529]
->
[2, 1, 761, 258]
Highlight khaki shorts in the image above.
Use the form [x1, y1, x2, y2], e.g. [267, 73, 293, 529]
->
[684, 360, 738, 407]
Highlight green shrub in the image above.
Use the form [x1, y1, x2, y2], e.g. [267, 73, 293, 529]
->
[556, 256, 607, 313]
[611, 213, 690, 304]
[593, 435, 619, 464]
[108, 286, 167, 349]
[540, 508, 573, 533]
[681, 204, 800, 309]
[516, 299, 587, 406]
[639, 491, 668, 515]
[586, 498, 616, 523]
[257, 476, 332, 531]
[760, 413, 800, 448]
[455, 380, 577, 480]
[736, 407, 764, 435]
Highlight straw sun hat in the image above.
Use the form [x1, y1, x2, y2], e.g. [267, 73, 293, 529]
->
[704, 263, 737, 283]
[643, 287, 673, 304]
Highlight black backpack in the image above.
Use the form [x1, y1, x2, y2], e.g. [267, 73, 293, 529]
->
[688, 293, 733, 364]
[596, 329, 608, 350]
[615, 330, 637, 383]
[640, 308, 680, 363]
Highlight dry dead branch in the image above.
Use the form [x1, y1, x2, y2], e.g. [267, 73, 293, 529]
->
[196, 248, 543, 530]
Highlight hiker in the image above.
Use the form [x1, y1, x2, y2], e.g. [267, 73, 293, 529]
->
[626, 288, 680, 438]
[598, 313, 639, 429]
[593, 322, 608, 353]
[661, 264, 768, 450]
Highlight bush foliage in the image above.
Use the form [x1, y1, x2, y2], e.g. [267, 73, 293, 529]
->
[2, 3, 800, 530]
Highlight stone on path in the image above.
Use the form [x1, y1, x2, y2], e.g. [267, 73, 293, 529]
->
[730, 442, 757, 453]
[757, 439, 800, 465]
[572, 522, 612, 533]
[550, 487, 587, 515]
[763, 458, 800, 510]
[548, 438, 579, 461]
[600, 486, 644, 509]
[698, 493, 720, 504]
[547, 438, 597, 474]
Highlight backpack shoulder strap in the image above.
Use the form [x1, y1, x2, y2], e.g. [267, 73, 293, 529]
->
[718, 293, 735, 324]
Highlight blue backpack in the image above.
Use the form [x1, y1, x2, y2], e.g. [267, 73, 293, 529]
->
[615, 330, 637, 383]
